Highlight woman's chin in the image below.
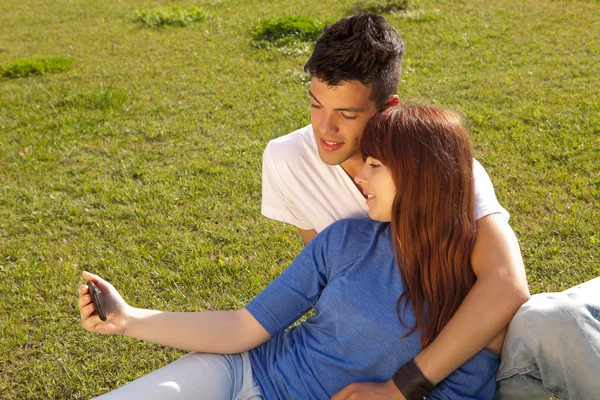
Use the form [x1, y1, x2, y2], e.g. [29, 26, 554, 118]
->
[368, 211, 383, 222]
[368, 210, 392, 223]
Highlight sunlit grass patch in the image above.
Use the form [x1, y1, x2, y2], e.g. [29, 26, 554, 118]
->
[0, 56, 75, 79]
[57, 87, 127, 111]
[398, 8, 441, 23]
[352, 0, 410, 14]
[133, 5, 208, 28]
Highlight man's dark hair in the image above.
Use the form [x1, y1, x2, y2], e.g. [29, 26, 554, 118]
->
[304, 13, 405, 110]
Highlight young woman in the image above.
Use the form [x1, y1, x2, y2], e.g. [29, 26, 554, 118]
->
[78, 105, 501, 399]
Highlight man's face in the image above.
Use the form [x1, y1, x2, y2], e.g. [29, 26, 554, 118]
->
[309, 78, 379, 169]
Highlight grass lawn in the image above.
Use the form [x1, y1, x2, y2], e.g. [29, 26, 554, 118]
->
[0, 0, 598, 397]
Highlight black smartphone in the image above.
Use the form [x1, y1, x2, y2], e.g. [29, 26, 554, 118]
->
[86, 281, 107, 321]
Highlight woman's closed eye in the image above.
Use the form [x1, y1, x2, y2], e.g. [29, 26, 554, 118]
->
[366, 157, 382, 168]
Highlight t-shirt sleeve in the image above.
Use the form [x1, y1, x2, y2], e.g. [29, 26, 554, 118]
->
[261, 142, 313, 230]
[473, 159, 509, 221]
[245, 227, 332, 337]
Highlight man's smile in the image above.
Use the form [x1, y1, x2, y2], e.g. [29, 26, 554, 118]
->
[319, 138, 344, 151]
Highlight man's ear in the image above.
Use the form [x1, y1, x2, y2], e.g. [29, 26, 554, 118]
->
[385, 95, 400, 108]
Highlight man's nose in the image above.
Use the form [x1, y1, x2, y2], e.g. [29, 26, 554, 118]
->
[319, 113, 338, 136]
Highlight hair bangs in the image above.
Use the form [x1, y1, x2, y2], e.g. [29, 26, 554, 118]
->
[360, 111, 393, 163]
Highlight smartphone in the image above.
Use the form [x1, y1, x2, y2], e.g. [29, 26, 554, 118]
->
[86, 281, 107, 321]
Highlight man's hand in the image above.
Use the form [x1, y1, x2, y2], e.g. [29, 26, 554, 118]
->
[331, 380, 406, 400]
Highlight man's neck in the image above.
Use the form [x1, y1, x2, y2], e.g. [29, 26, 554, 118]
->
[340, 155, 364, 179]
[340, 156, 366, 195]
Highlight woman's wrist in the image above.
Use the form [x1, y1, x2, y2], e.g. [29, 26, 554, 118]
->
[121, 306, 154, 337]
[120, 305, 135, 336]
[392, 358, 435, 400]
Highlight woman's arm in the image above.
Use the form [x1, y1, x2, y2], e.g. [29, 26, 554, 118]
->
[79, 226, 333, 354]
[78, 271, 270, 354]
[332, 213, 530, 399]
[123, 308, 270, 354]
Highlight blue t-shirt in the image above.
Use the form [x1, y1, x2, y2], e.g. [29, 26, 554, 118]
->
[246, 219, 499, 399]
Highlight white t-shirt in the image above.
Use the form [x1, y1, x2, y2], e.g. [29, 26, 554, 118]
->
[262, 125, 508, 233]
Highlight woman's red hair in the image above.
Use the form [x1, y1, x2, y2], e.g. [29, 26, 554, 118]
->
[360, 105, 477, 348]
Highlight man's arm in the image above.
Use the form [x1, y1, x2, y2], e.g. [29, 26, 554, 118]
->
[411, 213, 530, 382]
[299, 228, 318, 245]
[332, 213, 530, 399]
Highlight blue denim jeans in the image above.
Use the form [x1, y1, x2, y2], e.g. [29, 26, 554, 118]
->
[94, 351, 263, 400]
[495, 277, 600, 400]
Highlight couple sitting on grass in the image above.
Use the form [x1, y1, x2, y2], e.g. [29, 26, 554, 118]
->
[78, 14, 600, 400]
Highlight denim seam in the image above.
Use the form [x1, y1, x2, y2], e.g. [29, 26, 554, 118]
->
[498, 364, 568, 399]
[496, 363, 540, 380]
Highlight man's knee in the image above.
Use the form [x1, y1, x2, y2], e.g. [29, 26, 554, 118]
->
[506, 292, 590, 346]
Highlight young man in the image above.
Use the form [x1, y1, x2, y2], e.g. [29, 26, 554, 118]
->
[261, 13, 600, 400]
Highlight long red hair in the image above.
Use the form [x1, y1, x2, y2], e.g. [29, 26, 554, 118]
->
[360, 105, 477, 347]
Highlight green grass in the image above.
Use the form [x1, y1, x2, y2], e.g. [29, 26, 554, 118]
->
[252, 16, 326, 44]
[252, 16, 329, 56]
[133, 5, 208, 28]
[0, 56, 75, 78]
[0, 0, 598, 398]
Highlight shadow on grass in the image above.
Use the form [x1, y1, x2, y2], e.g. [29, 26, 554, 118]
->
[251, 16, 331, 57]
[0, 56, 75, 79]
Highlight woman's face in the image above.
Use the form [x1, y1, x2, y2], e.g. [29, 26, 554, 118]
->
[354, 157, 396, 222]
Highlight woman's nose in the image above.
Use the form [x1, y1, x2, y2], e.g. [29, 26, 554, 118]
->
[354, 163, 369, 186]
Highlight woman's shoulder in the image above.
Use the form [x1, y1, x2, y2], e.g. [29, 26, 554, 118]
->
[314, 219, 394, 277]
[321, 218, 391, 243]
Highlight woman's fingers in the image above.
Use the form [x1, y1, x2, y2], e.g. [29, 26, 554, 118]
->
[78, 271, 128, 335]
[80, 299, 96, 319]
[78, 293, 92, 309]
[82, 271, 111, 293]
[80, 300, 106, 331]
[78, 284, 89, 296]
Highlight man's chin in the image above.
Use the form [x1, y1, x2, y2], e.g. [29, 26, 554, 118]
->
[317, 151, 345, 166]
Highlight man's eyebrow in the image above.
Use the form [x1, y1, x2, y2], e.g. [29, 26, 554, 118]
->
[308, 90, 322, 106]
[308, 90, 369, 113]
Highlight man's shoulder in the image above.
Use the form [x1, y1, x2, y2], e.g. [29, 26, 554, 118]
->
[264, 125, 316, 163]
[268, 124, 313, 145]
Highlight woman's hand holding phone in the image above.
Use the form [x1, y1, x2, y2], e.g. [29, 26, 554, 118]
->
[78, 271, 130, 335]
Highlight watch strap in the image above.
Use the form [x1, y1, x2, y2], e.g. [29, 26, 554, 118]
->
[392, 359, 435, 400]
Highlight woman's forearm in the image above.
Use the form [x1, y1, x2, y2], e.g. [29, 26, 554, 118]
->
[124, 308, 270, 354]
